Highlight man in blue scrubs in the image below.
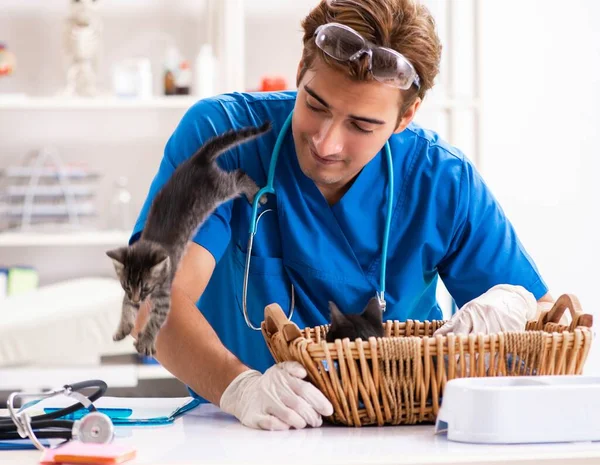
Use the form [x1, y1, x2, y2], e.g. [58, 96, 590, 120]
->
[129, 0, 553, 430]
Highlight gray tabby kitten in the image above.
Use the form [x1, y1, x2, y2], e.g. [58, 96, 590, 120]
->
[325, 296, 385, 342]
[106, 122, 271, 356]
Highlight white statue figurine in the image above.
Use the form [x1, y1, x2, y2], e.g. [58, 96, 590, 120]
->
[63, 0, 102, 97]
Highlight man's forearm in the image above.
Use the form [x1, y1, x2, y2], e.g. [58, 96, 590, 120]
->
[151, 285, 250, 406]
[538, 291, 554, 304]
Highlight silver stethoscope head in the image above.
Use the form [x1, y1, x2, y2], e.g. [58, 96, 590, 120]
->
[6, 383, 114, 451]
[72, 411, 114, 444]
[377, 291, 387, 311]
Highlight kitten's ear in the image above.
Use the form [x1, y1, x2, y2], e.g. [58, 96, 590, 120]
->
[328, 301, 347, 325]
[106, 247, 128, 277]
[362, 297, 384, 327]
[150, 256, 170, 278]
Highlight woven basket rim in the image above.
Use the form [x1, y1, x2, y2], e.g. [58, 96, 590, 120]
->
[295, 319, 594, 349]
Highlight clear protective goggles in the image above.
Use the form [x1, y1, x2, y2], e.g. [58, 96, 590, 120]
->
[314, 22, 421, 91]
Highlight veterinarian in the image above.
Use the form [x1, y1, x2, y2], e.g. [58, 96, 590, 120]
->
[129, 0, 554, 430]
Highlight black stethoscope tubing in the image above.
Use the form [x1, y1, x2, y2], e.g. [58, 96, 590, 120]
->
[0, 379, 107, 439]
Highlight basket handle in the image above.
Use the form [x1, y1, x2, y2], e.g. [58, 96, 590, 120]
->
[542, 293, 593, 329]
[263, 303, 303, 342]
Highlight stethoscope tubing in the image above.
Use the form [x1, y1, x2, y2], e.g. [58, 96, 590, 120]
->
[241, 110, 394, 330]
[0, 379, 107, 436]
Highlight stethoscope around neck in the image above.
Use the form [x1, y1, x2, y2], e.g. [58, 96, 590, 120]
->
[242, 110, 394, 330]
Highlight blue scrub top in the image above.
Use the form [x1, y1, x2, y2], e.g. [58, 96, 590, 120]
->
[130, 91, 548, 400]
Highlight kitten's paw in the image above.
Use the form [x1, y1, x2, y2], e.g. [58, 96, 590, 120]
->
[113, 325, 133, 342]
[243, 189, 258, 205]
[236, 171, 263, 206]
[134, 337, 157, 357]
[245, 191, 268, 206]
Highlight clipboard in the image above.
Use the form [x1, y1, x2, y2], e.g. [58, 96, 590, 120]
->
[0, 396, 200, 449]
[32, 396, 201, 426]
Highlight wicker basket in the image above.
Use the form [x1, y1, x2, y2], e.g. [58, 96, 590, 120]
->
[261, 294, 594, 427]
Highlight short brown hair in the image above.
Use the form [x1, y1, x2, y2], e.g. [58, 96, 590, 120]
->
[299, 0, 442, 114]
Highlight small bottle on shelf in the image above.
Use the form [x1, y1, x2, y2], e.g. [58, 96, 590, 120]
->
[164, 69, 176, 95]
[163, 45, 180, 96]
[176, 60, 192, 95]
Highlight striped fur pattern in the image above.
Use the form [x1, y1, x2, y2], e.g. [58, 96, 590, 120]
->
[106, 121, 272, 355]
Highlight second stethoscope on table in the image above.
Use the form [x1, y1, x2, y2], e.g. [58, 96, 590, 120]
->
[1, 380, 114, 451]
[241, 110, 394, 330]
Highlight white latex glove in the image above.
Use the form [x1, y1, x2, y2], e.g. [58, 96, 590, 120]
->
[219, 361, 334, 431]
[433, 284, 538, 336]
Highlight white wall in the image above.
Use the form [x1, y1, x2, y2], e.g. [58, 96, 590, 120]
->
[479, 0, 600, 320]
[243, 0, 315, 91]
[479, 0, 600, 372]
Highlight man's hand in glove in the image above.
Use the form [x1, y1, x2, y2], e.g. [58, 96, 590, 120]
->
[433, 284, 539, 336]
[219, 361, 334, 430]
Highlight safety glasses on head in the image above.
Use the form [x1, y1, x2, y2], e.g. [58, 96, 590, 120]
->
[314, 22, 420, 91]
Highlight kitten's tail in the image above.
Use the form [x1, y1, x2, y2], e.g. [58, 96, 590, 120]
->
[190, 121, 272, 166]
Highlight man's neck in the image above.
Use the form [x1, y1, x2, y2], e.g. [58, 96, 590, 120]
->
[318, 181, 353, 206]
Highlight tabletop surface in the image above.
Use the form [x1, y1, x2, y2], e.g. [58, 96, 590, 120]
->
[3, 403, 600, 465]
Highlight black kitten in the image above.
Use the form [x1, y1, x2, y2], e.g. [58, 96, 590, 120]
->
[325, 296, 385, 342]
[106, 122, 271, 356]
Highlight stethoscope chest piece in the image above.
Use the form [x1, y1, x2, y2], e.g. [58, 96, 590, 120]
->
[72, 411, 114, 444]
[3, 379, 114, 451]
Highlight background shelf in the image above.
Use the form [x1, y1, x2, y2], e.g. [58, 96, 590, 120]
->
[0, 230, 131, 247]
[0, 95, 199, 110]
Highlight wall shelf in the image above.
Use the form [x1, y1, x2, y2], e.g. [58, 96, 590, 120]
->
[0, 230, 131, 247]
[0, 96, 199, 111]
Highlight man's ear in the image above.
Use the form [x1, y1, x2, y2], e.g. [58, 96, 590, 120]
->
[394, 97, 422, 134]
[106, 247, 127, 277]
[296, 60, 305, 88]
